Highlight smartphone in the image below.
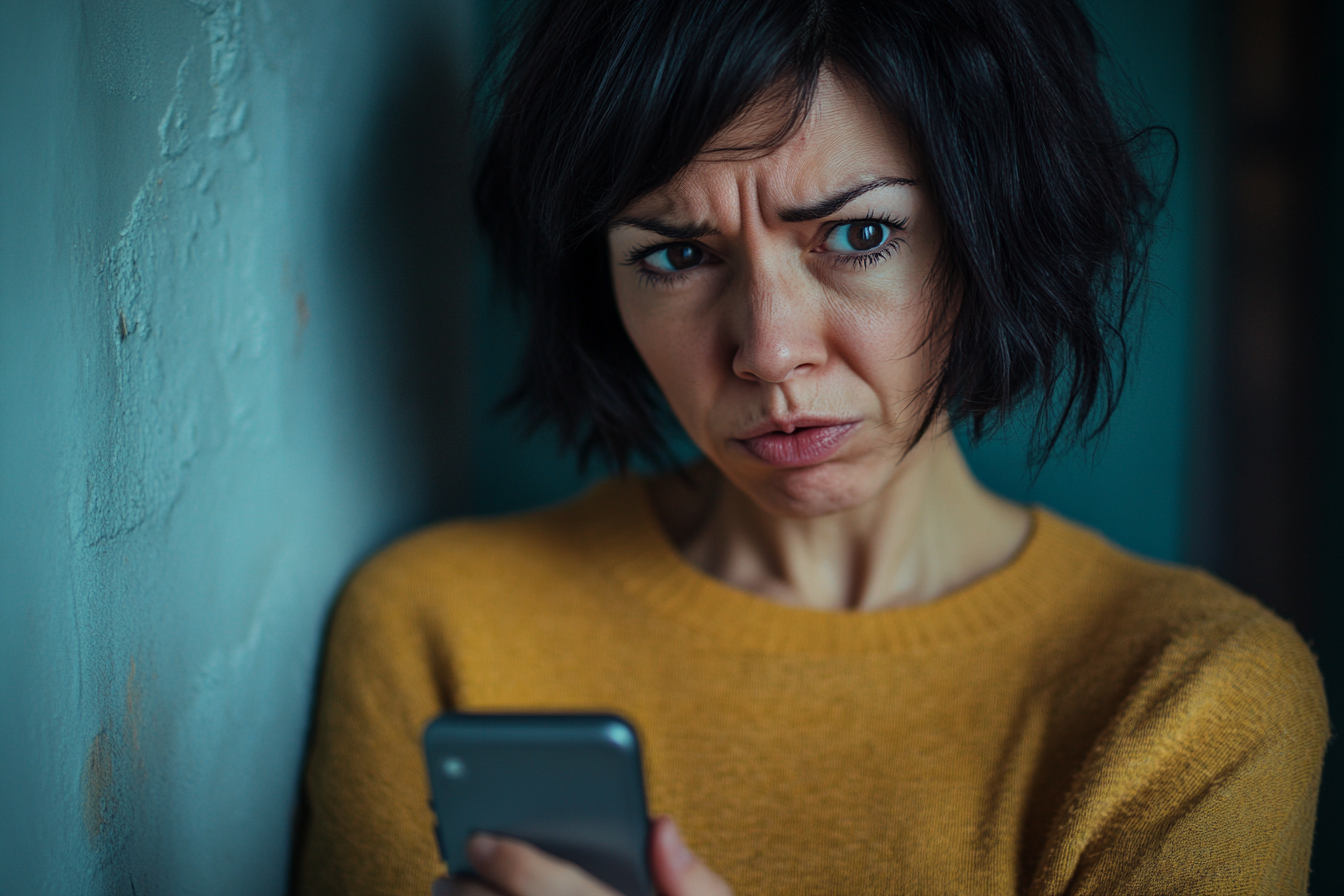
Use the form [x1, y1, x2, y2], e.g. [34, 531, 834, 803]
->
[423, 712, 653, 896]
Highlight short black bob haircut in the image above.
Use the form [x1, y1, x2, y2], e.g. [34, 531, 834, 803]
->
[474, 0, 1169, 472]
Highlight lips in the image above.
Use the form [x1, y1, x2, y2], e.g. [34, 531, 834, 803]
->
[736, 421, 859, 468]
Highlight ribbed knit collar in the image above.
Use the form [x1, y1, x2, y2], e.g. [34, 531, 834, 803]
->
[579, 477, 1104, 656]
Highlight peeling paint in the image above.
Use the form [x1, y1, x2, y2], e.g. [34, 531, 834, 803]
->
[158, 50, 194, 160]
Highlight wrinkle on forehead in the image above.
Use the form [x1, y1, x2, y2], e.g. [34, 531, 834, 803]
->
[697, 73, 812, 159]
[625, 69, 913, 229]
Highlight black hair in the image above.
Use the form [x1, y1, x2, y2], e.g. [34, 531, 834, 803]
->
[474, 0, 1169, 471]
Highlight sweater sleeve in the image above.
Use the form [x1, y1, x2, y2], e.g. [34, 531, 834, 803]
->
[1031, 611, 1330, 896]
[295, 561, 450, 896]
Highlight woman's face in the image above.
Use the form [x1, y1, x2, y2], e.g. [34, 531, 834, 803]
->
[607, 70, 945, 518]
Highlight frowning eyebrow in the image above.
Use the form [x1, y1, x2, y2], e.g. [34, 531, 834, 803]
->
[777, 176, 919, 222]
[608, 176, 919, 239]
[606, 217, 721, 241]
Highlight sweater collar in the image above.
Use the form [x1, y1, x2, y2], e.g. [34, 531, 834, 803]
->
[579, 476, 1106, 656]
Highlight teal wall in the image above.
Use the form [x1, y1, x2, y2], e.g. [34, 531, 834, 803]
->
[0, 0, 1201, 893]
[960, 0, 1195, 562]
[0, 1, 480, 892]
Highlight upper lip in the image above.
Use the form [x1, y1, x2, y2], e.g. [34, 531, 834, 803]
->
[734, 416, 860, 440]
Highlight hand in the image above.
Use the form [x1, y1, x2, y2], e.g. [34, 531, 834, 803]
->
[431, 816, 732, 896]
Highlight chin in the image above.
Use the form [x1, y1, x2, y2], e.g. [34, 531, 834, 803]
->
[737, 461, 882, 519]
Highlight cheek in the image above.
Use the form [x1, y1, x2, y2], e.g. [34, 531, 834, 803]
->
[612, 277, 723, 424]
[830, 278, 943, 409]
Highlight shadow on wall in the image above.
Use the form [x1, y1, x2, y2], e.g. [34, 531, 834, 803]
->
[289, 25, 484, 883]
[344, 33, 481, 523]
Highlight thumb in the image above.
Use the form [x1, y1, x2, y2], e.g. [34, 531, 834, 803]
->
[650, 816, 732, 896]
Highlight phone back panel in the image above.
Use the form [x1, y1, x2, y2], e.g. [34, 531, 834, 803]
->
[424, 712, 652, 896]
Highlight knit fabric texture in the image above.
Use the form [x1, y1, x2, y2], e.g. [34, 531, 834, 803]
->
[297, 478, 1329, 896]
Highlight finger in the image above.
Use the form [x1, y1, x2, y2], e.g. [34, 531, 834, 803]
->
[468, 833, 622, 896]
[650, 817, 732, 896]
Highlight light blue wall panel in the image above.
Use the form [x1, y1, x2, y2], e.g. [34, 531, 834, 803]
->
[0, 1, 480, 892]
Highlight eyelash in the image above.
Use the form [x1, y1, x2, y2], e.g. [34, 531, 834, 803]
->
[827, 212, 909, 270]
[636, 268, 693, 288]
[622, 241, 696, 288]
[622, 212, 910, 286]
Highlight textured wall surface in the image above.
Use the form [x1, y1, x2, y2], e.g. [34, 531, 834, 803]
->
[0, 1, 480, 892]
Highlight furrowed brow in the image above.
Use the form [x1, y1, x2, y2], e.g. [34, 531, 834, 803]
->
[777, 176, 919, 223]
[607, 216, 720, 241]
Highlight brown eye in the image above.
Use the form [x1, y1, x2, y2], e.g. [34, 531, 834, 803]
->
[826, 221, 891, 254]
[852, 224, 883, 250]
[646, 243, 704, 272]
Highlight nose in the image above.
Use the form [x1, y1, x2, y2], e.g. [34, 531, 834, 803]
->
[730, 264, 828, 384]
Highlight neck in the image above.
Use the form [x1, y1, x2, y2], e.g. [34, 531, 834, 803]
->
[651, 430, 1030, 611]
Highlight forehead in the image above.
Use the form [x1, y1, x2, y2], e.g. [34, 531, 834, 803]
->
[625, 69, 914, 220]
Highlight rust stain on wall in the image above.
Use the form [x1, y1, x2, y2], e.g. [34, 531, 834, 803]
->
[82, 724, 117, 846]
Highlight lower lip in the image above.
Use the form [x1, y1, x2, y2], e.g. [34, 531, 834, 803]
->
[736, 423, 859, 468]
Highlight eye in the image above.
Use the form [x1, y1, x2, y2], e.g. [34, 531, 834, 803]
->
[825, 221, 890, 254]
[643, 243, 705, 273]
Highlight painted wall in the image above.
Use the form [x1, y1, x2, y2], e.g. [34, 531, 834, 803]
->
[0, 1, 481, 892]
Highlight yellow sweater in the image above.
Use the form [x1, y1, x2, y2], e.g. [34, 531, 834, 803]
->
[297, 478, 1329, 896]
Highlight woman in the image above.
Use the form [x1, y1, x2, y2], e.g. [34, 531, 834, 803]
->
[297, 1, 1328, 894]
